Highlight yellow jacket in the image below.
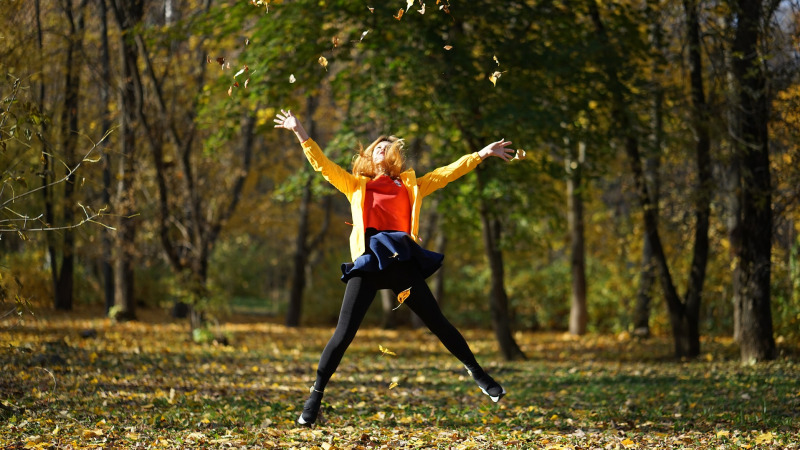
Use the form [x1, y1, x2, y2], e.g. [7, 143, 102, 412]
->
[301, 138, 483, 261]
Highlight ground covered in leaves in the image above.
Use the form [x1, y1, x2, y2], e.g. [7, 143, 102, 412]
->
[1, 309, 799, 449]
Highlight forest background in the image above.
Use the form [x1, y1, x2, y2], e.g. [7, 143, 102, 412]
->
[1, 0, 800, 365]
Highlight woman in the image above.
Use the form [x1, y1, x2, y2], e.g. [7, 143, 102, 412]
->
[274, 109, 513, 426]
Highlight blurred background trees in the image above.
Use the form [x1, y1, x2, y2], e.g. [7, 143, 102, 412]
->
[1, 0, 798, 362]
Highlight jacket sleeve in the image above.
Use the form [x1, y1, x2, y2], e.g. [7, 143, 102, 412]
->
[416, 152, 483, 198]
[301, 139, 359, 200]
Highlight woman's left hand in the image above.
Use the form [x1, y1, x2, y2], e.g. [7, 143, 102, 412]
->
[478, 139, 516, 161]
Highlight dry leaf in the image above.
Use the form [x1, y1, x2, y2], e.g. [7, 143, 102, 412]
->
[318, 56, 328, 70]
[443, 45, 453, 50]
[394, 9, 404, 20]
[493, 55, 500, 65]
[332, 36, 340, 47]
[82, 429, 104, 438]
[379, 345, 396, 356]
[368, 6, 374, 13]
[215, 57, 226, 67]
[406, 0, 414, 11]
[512, 149, 527, 161]
[289, 74, 296, 83]
[234, 67, 246, 78]
[227, 86, 232, 96]
[389, 381, 399, 389]
[418, 3, 426, 14]
[244, 78, 250, 88]
[392, 287, 411, 310]
[360, 30, 370, 41]
[489, 71, 504, 86]
[245, 38, 250, 45]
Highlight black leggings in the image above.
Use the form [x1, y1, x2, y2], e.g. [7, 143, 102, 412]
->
[313, 261, 481, 391]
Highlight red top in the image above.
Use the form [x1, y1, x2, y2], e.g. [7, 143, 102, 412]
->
[364, 175, 411, 233]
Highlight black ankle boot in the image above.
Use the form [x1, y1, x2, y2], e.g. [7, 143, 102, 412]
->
[296, 386, 324, 426]
[466, 367, 506, 402]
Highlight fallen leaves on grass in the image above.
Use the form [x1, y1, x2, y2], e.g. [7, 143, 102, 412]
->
[1, 314, 797, 449]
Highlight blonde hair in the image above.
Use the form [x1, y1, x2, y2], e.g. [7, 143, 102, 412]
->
[351, 135, 406, 179]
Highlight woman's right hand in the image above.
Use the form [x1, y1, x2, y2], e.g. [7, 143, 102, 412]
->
[274, 109, 310, 142]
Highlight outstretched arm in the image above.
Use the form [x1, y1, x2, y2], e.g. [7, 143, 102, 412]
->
[274, 109, 310, 143]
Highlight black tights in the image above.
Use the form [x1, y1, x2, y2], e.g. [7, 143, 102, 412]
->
[313, 261, 482, 391]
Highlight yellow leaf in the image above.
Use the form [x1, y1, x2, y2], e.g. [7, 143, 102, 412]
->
[754, 432, 773, 444]
[512, 149, 527, 161]
[82, 429, 103, 438]
[489, 71, 503, 86]
[394, 9, 404, 20]
[621, 438, 636, 448]
[493, 55, 500, 65]
[389, 381, 399, 389]
[379, 345, 396, 356]
[392, 288, 411, 310]
[406, 0, 414, 11]
[716, 430, 730, 438]
[318, 56, 328, 71]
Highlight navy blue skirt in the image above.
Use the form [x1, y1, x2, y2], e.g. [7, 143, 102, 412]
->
[341, 229, 444, 283]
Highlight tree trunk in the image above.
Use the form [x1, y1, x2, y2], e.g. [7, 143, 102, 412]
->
[98, 0, 115, 315]
[380, 290, 397, 329]
[286, 175, 313, 327]
[53, 0, 87, 311]
[477, 169, 526, 361]
[634, 9, 664, 337]
[286, 95, 319, 327]
[567, 142, 587, 335]
[683, 0, 712, 358]
[731, 0, 776, 362]
[34, 0, 59, 309]
[110, 0, 144, 321]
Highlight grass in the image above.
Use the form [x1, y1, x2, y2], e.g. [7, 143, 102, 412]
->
[1, 306, 798, 449]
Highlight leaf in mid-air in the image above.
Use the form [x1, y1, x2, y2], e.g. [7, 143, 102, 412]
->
[392, 288, 411, 310]
[318, 56, 329, 70]
[379, 345, 396, 356]
[394, 9, 404, 20]
[289, 74, 296, 84]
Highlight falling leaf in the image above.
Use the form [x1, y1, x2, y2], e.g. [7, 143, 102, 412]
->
[245, 38, 250, 45]
[289, 74, 296, 83]
[332, 36, 340, 47]
[318, 56, 328, 70]
[394, 9, 404, 20]
[206, 55, 212, 64]
[227, 86, 232, 96]
[418, 3, 426, 14]
[493, 55, 500, 65]
[406, 0, 414, 11]
[234, 67, 247, 78]
[512, 149, 527, 161]
[226, 61, 230, 69]
[379, 345, 396, 356]
[360, 30, 370, 41]
[392, 287, 411, 310]
[233, 81, 240, 88]
[489, 71, 503, 86]
[244, 78, 250, 88]
[389, 381, 399, 389]
[216, 57, 226, 67]
[368, 6, 374, 13]
[443, 45, 453, 50]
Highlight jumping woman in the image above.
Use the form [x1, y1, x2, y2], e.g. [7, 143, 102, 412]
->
[274, 109, 513, 426]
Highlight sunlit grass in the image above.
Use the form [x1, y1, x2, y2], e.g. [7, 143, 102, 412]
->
[1, 307, 798, 448]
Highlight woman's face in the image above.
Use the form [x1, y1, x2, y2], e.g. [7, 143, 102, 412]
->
[373, 140, 391, 165]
